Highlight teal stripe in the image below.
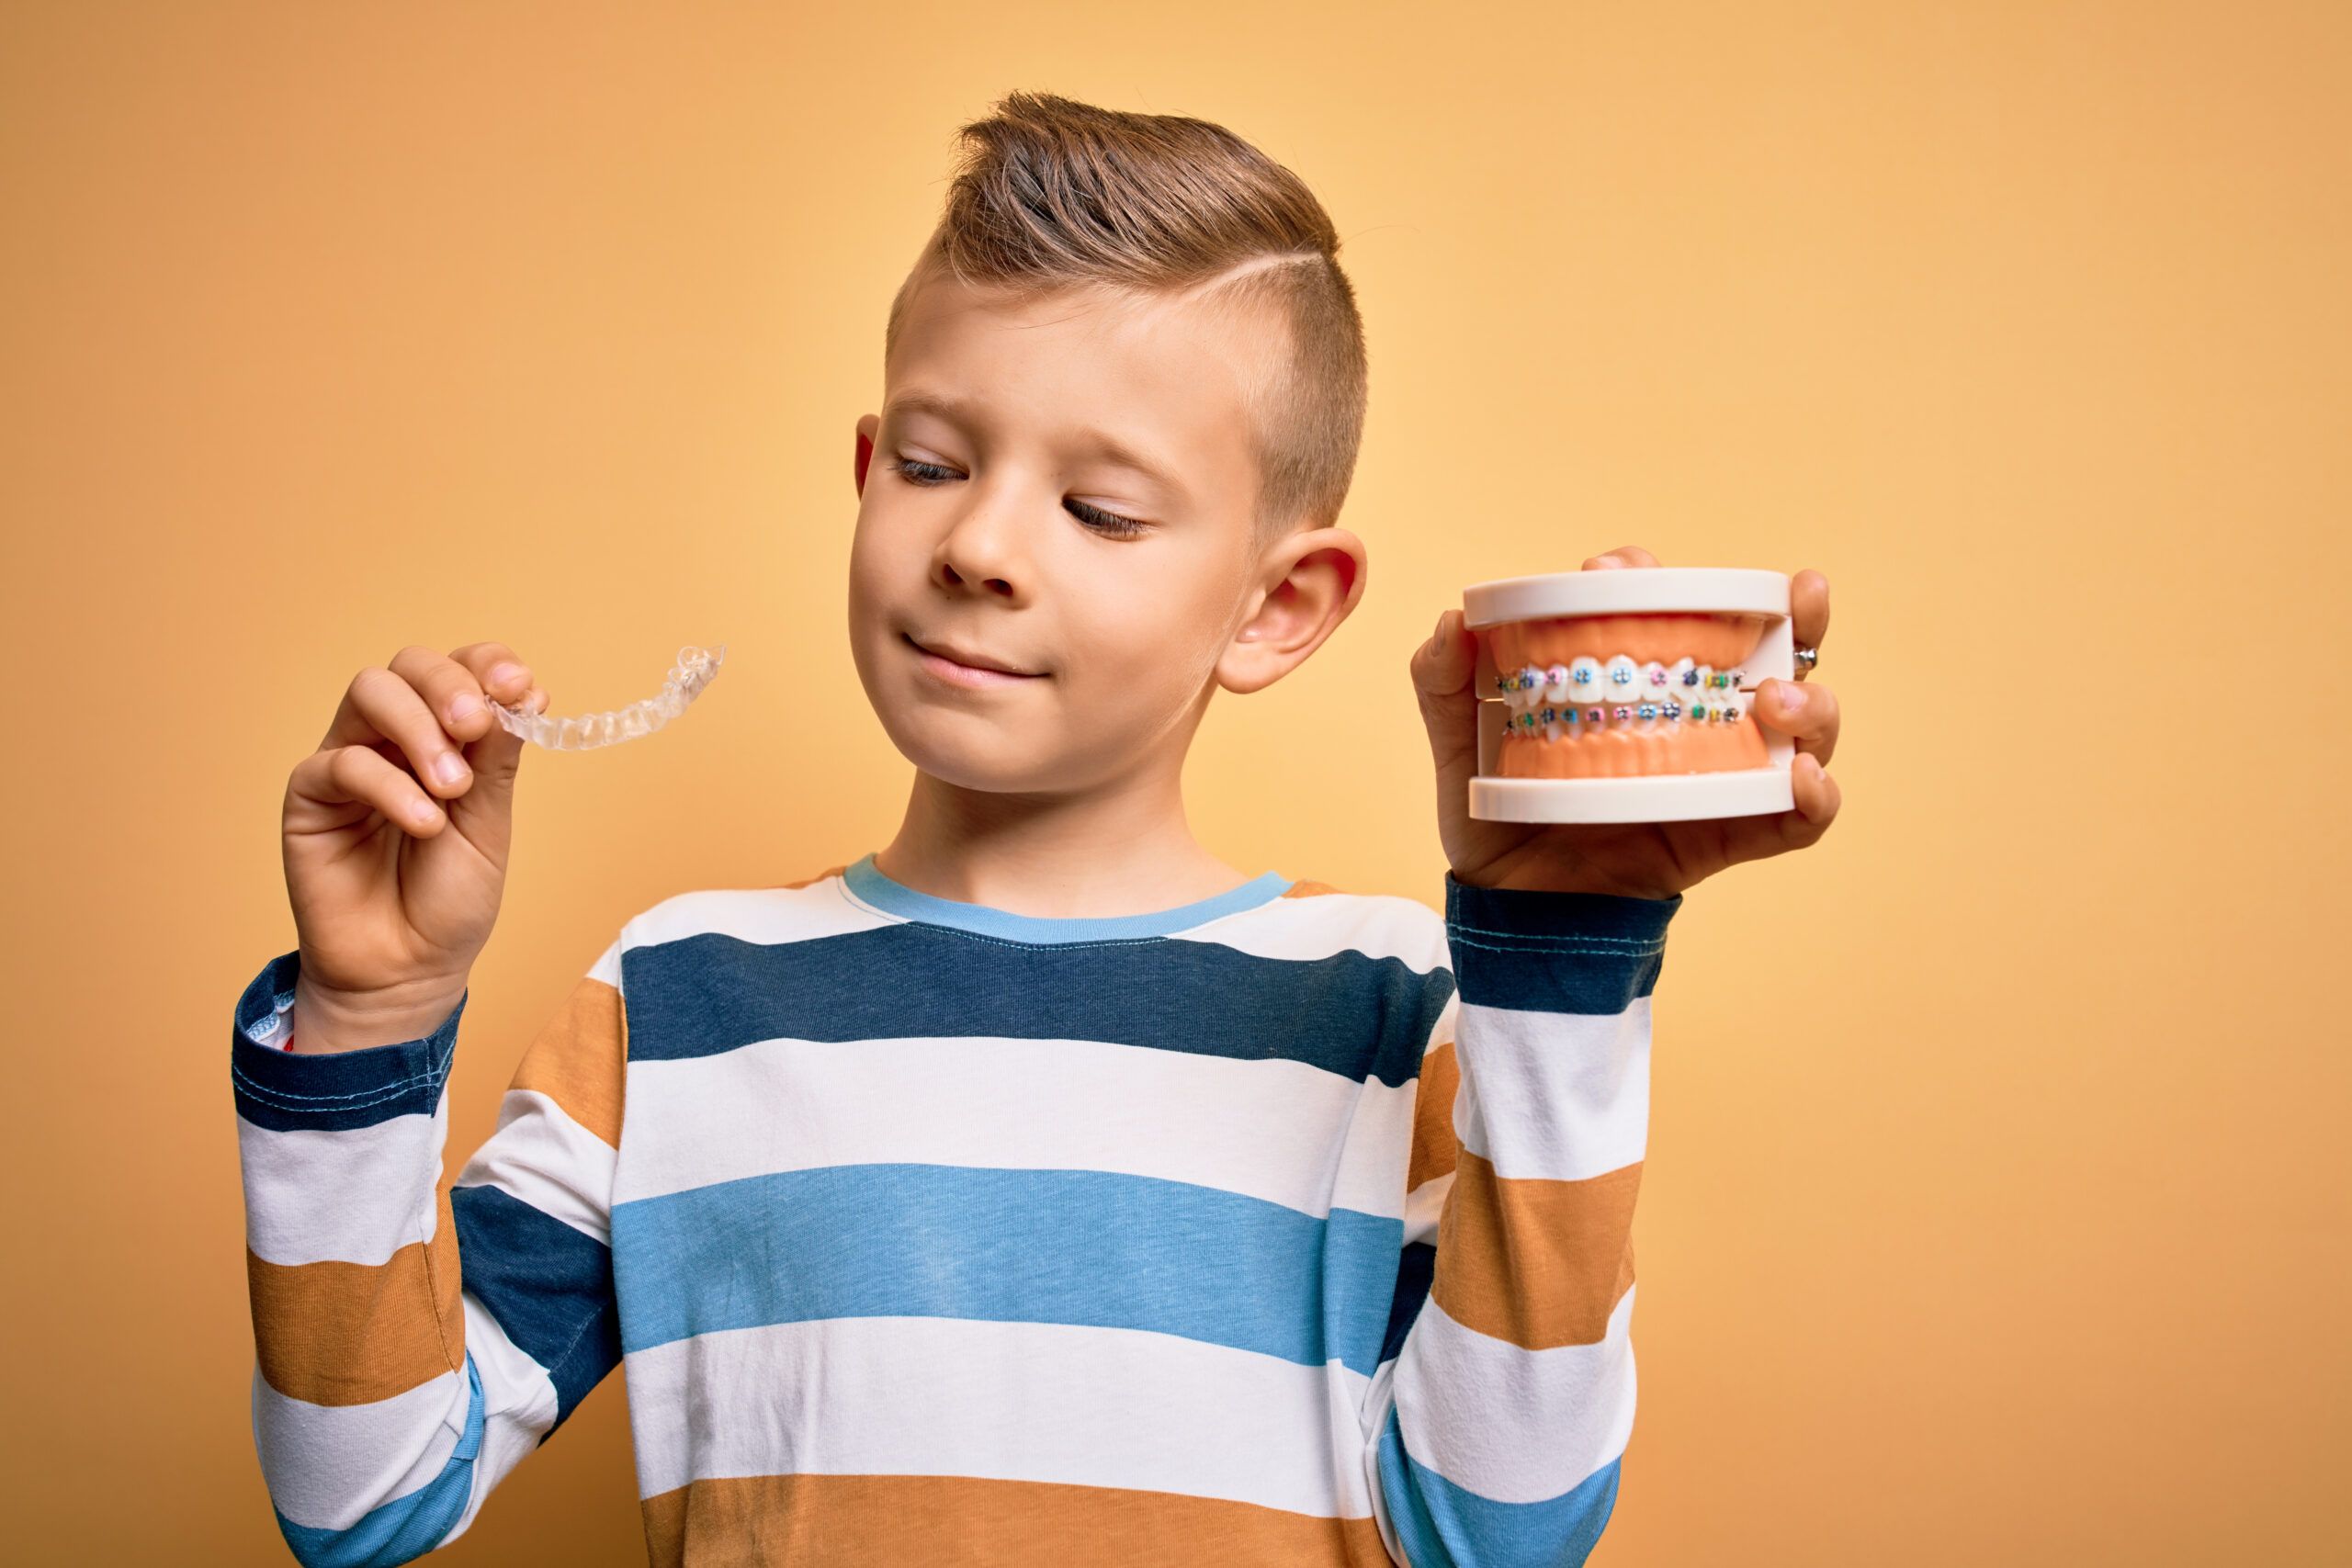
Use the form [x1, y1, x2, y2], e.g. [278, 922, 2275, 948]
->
[843, 852, 1293, 942]
[611, 1162, 1404, 1375]
[271, 1352, 483, 1568]
[1376, 1404, 1620, 1567]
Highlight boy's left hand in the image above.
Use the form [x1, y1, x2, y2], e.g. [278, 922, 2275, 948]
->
[1410, 546, 1842, 899]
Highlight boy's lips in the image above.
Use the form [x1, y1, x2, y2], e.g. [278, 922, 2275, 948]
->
[904, 631, 1046, 687]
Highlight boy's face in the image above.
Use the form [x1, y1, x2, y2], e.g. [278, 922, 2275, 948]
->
[848, 265, 1362, 795]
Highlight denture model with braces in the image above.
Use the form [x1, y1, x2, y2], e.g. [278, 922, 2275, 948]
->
[487, 644, 728, 751]
[1462, 569, 1796, 823]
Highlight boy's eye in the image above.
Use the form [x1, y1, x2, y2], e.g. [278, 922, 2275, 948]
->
[888, 457, 956, 485]
[889, 457, 1149, 540]
[1066, 499, 1149, 539]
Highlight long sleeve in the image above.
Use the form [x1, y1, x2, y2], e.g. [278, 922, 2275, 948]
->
[1363, 874, 1679, 1567]
[229, 940, 631, 1567]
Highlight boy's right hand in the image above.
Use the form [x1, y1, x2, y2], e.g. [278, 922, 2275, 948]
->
[279, 644, 551, 1053]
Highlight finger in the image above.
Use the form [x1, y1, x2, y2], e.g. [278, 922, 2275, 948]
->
[1716, 753, 1840, 863]
[1582, 545, 1662, 570]
[1791, 569, 1829, 655]
[324, 659, 474, 801]
[1411, 607, 1482, 807]
[289, 742, 449, 837]
[447, 643, 537, 709]
[1753, 677, 1840, 765]
[391, 644, 502, 746]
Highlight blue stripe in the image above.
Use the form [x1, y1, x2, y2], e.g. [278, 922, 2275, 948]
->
[271, 1351, 483, 1568]
[622, 925, 1451, 1089]
[844, 852, 1295, 942]
[448, 1184, 620, 1434]
[610, 1163, 1406, 1376]
[1376, 1404, 1620, 1568]
[1442, 874, 1678, 1016]
[230, 952, 465, 1134]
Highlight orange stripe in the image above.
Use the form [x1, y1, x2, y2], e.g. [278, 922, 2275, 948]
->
[246, 1182, 465, 1405]
[1430, 1150, 1640, 1350]
[508, 974, 628, 1149]
[1407, 1037, 1461, 1193]
[639, 1472, 1393, 1568]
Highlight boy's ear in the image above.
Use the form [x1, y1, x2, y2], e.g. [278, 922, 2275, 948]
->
[1217, 527, 1368, 696]
[854, 414, 879, 497]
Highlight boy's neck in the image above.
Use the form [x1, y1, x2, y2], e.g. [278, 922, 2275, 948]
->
[874, 766, 1258, 920]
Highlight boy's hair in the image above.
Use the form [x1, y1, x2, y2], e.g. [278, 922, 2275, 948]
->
[887, 91, 1369, 550]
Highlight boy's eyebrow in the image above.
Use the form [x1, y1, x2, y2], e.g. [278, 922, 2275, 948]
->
[883, 389, 1189, 501]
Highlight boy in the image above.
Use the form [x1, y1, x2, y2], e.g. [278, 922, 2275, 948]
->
[232, 91, 1843, 1567]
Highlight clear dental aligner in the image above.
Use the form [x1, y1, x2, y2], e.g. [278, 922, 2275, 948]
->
[488, 644, 728, 751]
[1487, 614, 1771, 778]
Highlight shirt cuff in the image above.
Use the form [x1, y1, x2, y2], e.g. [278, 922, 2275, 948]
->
[228, 950, 467, 1133]
[1442, 873, 1679, 1014]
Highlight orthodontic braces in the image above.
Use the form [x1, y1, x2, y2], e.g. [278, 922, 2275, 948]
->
[1495, 655, 1750, 735]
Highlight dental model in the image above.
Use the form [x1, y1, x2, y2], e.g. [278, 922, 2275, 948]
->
[1462, 569, 1795, 823]
[487, 644, 727, 751]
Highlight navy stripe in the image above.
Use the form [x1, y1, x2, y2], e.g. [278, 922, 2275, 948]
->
[1377, 1403, 1621, 1568]
[273, 1351, 482, 1567]
[622, 925, 1452, 1089]
[1442, 874, 1678, 1016]
[229, 951, 464, 1134]
[610, 1162, 1406, 1377]
[448, 1184, 620, 1432]
[1379, 1239, 1437, 1369]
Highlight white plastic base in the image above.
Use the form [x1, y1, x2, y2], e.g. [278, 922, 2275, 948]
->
[1469, 769, 1794, 824]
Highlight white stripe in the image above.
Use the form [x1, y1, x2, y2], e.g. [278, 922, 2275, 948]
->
[623, 878, 888, 955]
[252, 1359, 469, 1531]
[1452, 997, 1650, 1181]
[444, 1289, 566, 1541]
[586, 937, 624, 989]
[614, 1033, 1415, 1221]
[237, 1096, 447, 1267]
[1402, 1168, 1453, 1249]
[1389, 1286, 1637, 1505]
[452, 1088, 616, 1244]
[624, 1315, 1374, 1519]
[1170, 889, 1449, 972]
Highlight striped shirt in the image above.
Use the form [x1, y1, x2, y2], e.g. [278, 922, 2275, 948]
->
[229, 852, 1677, 1566]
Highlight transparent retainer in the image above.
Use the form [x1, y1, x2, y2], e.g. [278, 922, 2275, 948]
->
[489, 644, 728, 751]
[1464, 570, 1796, 823]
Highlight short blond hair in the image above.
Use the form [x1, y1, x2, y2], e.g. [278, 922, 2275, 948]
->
[887, 91, 1369, 547]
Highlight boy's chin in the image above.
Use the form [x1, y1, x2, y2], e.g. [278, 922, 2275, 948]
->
[887, 723, 1074, 795]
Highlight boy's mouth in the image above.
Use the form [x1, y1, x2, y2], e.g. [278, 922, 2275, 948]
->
[904, 631, 1046, 687]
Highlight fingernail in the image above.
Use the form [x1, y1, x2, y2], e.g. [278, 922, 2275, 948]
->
[450, 694, 482, 723]
[1779, 682, 1809, 713]
[434, 753, 468, 787]
[489, 662, 525, 691]
[1433, 612, 1448, 644]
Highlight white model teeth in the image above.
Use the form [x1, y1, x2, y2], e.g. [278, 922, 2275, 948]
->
[1493, 654, 1758, 730]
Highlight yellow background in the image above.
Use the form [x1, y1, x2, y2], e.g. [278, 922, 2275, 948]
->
[5, 2, 2345, 1562]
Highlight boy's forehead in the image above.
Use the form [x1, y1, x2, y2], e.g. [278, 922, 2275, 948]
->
[887, 269, 1277, 480]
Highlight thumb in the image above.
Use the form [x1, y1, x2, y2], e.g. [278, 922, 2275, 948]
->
[1410, 609, 1481, 802]
[449, 688, 540, 842]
